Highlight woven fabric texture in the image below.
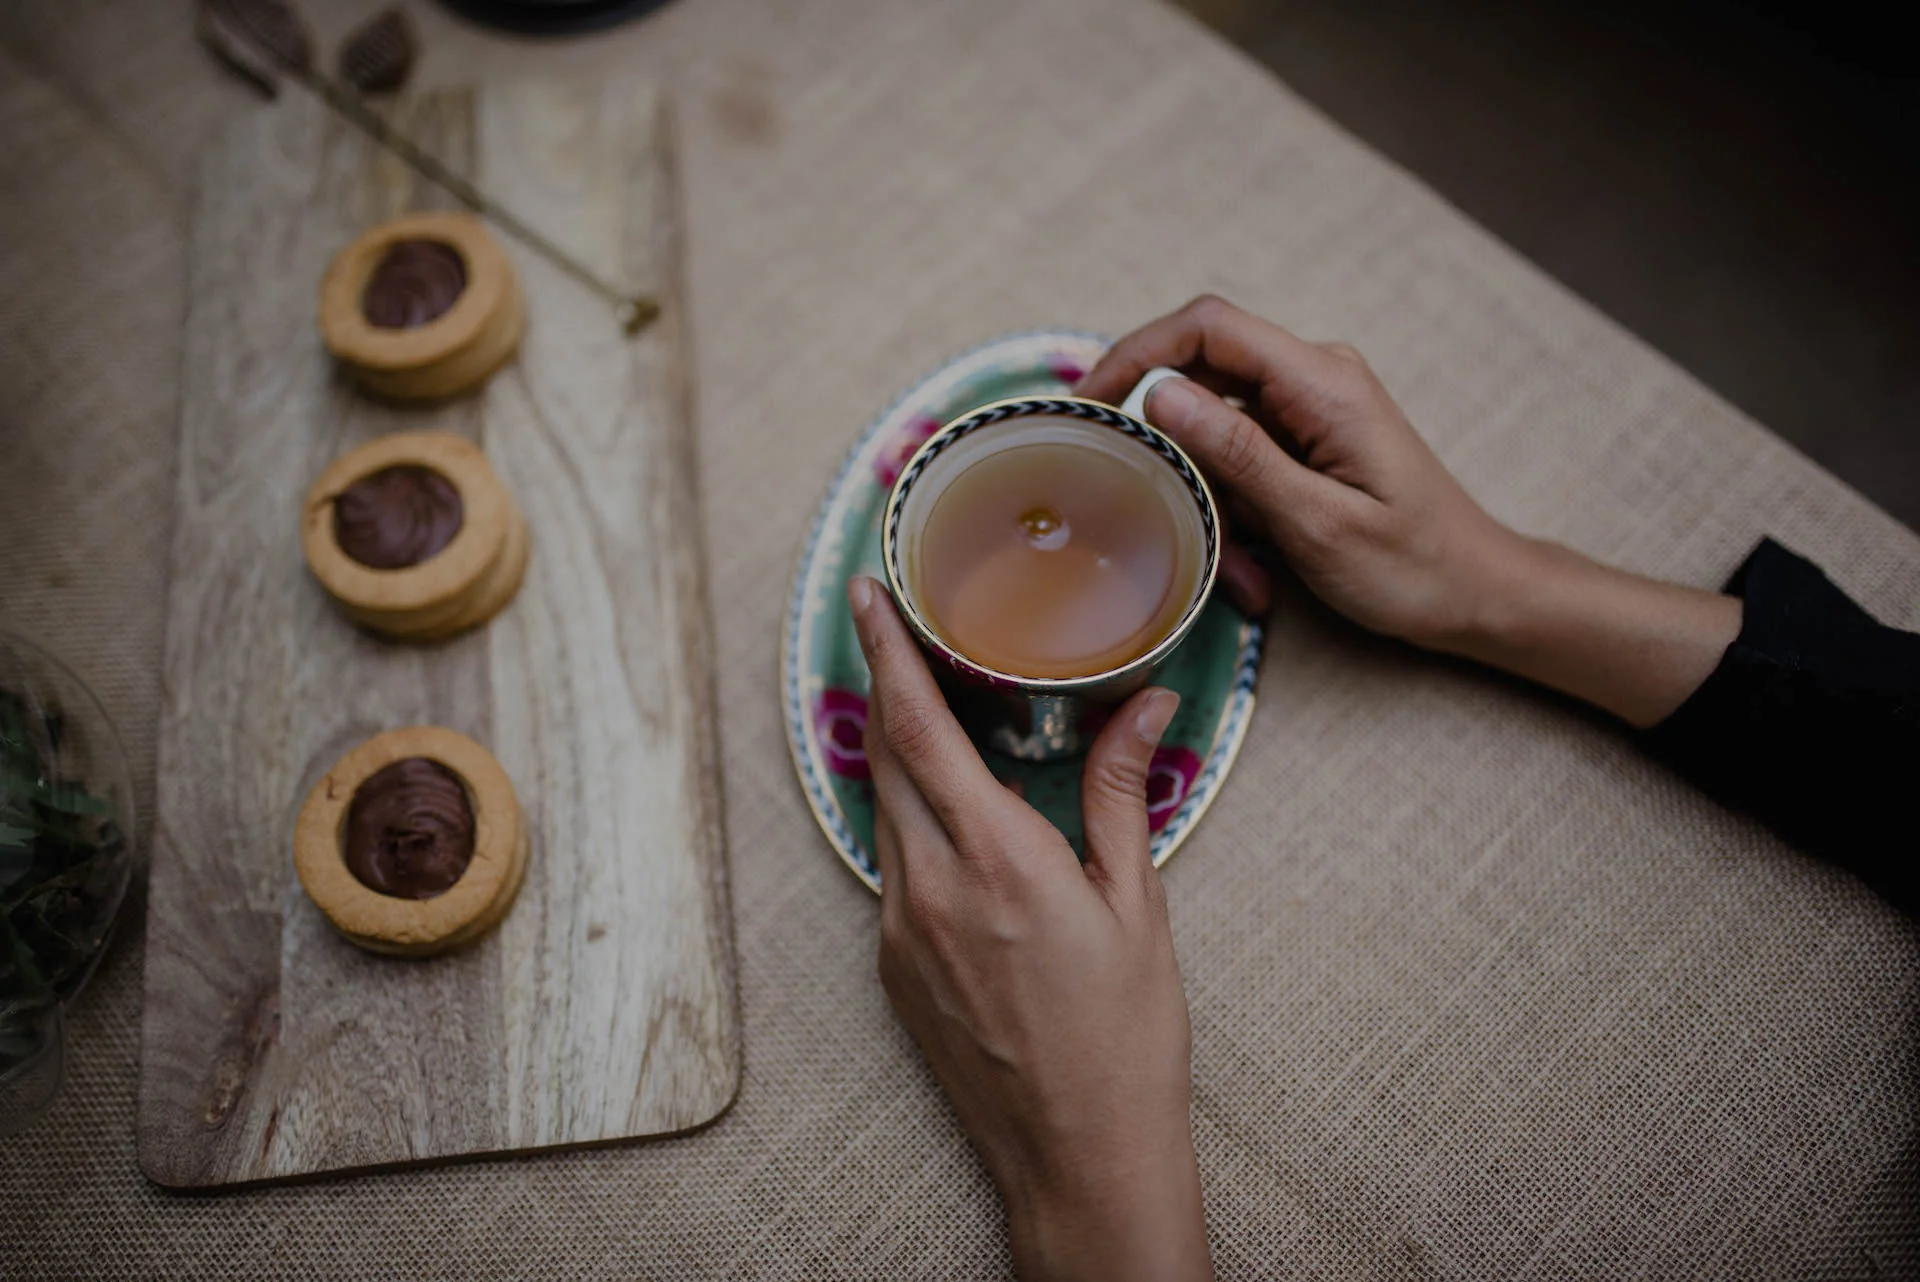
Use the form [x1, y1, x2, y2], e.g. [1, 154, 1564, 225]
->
[2, 0, 1916, 1276]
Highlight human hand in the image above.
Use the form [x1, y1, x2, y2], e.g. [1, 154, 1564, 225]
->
[849, 575, 1211, 1282]
[1077, 294, 1524, 651]
[1078, 296, 1740, 727]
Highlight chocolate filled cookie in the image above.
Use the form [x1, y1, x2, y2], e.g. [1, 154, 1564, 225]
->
[295, 726, 528, 956]
[319, 212, 523, 401]
[302, 430, 529, 641]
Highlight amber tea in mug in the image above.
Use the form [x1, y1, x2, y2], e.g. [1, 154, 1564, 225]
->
[904, 417, 1207, 679]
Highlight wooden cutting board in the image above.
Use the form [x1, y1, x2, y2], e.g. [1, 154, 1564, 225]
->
[137, 80, 740, 1188]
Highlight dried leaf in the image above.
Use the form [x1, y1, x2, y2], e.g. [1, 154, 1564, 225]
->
[197, 0, 314, 95]
[197, 3, 281, 96]
[339, 6, 419, 96]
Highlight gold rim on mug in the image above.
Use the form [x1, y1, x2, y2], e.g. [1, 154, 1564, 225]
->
[880, 395, 1223, 692]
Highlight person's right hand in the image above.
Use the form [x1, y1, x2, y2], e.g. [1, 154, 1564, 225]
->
[850, 576, 1211, 1282]
[1078, 296, 1742, 728]
[1077, 294, 1525, 653]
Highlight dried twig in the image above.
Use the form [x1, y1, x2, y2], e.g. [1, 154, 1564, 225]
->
[195, 0, 658, 335]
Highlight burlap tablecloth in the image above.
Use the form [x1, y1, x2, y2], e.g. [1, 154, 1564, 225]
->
[3, 0, 1916, 1276]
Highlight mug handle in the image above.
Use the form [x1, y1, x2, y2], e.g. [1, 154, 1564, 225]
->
[1117, 366, 1189, 421]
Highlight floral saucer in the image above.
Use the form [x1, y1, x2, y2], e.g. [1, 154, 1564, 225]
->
[782, 332, 1265, 892]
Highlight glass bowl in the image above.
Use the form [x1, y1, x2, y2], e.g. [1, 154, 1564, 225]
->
[0, 631, 136, 1138]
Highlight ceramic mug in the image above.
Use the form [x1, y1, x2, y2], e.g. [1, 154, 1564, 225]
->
[881, 368, 1220, 760]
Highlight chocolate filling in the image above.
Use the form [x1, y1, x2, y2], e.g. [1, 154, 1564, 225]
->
[342, 758, 475, 899]
[361, 239, 467, 329]
[332, 465, 463, 570]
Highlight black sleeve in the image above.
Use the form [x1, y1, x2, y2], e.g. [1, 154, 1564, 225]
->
[1642, 538, 1920, 915]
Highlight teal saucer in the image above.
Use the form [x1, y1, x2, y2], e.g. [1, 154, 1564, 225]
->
[782, 332, 1265, 892]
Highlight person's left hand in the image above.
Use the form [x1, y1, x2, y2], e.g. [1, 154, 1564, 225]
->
[848, 575, 1212, 1282]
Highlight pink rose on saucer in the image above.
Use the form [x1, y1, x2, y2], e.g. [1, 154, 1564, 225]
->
[1047, 356, 1086, 388]
[814, 688, 871, 781]
[1146, 745, 1201, 833]
[873, 414, 941, 489]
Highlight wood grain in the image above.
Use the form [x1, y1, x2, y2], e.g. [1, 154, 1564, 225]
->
[136, 80, 740, 1188]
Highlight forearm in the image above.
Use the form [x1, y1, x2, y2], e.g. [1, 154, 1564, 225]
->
[1641, 538, 1920, 913]
[1442, 535, 1743, 728]
[1000, 1135, 1212, 1282]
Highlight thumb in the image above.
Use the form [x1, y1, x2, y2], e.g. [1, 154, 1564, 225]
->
[1145, 376, 1331, 534]
[1080, 687, 1179, 900]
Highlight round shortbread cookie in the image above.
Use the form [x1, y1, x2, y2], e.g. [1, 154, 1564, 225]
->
[295, 726, 527, 956]
[319, 211, 523, 402]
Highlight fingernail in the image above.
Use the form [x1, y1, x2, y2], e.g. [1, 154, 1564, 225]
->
[1135, 688, 1180, 744]
[1145, 377, 1199, 430]
[848, 575, 875, 616]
